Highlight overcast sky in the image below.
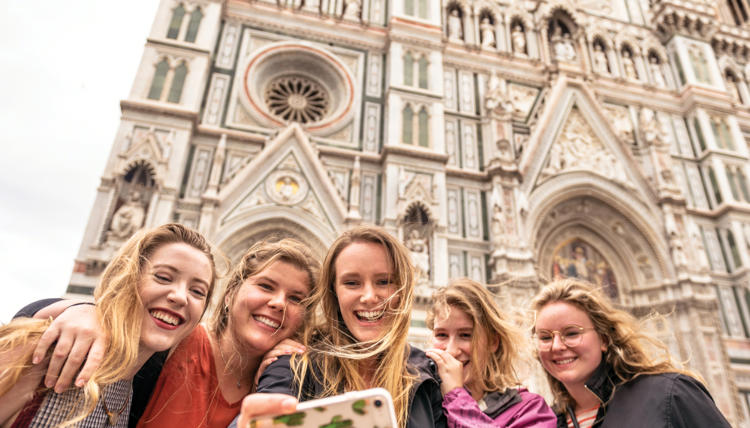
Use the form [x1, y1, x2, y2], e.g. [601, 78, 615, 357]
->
[0, 1, 160, 322]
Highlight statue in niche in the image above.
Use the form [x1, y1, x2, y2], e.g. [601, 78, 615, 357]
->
[592, 43, 609, 74]
[551, 25, 576, 61]
[622, 49, 638, 80]
[342, 0, 360, 19]
[480, 17, 495, 48]
[406, 229, 430, 280]
[649, 55, 666, 87]
[668, 230, 688, 268]
[108, 191, 146, 241]
[448, 9, 462, 41]
[490, 184, 504, 245]
[511, 24, 526, 55]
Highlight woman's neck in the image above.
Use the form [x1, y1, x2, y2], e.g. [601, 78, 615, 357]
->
[213, 331, 262, 396]
[359, 357, 378, 389]
[129, 350, 155, 379]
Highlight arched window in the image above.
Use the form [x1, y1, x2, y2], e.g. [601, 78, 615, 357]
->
[148, 59, 170, 100]
[708, 166, 723, 205]
[418, 57, 429, 89]
[693, 118, 707, 152]
[167, 4, 185, 39]
[404, 52, 414, 86]
[402, 105, 414, 144]
[168, 62, 188, 103]
[185, 7, 203, 43]
[418, 107, 429, 147]
[727, 166, 740, 200]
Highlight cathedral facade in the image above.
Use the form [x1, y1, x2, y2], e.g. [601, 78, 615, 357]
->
[68, 0, 750, 423]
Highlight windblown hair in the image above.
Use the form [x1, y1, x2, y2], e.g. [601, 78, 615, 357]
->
[210, 238, 320, 343]
[293, 225, 417, 427]
[426, 278, 523, 394]
[0, 223, 217, 427]
[531, 278, 696, 412]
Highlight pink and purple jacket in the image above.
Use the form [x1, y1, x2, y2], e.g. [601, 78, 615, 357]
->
[442, 387, 557, 428]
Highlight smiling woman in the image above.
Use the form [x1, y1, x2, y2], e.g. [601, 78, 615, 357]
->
[0, 223, 217, 428]
[425, 279, 556, 428]
[252, 225, 445, 428]
[532, 279, 730, 428]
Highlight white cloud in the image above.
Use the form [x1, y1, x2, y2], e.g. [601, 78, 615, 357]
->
[0, 1, 159, 322]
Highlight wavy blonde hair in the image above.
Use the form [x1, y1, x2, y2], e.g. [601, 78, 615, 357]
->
[210, 238, 319, 357]
[293, 225, 417, 427]
[426, 278, 523, 394]
[531, 278, 696, 412]
[0, 223, 217, 427]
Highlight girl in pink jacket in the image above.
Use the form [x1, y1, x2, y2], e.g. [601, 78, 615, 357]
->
[426, 279, 556, 428]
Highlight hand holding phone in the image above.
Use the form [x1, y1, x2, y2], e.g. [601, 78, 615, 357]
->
[247, 388, 398, 428]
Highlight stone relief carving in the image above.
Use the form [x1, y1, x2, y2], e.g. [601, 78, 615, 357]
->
[604, 104, 633, 143]
[484, 73, 513, 114]
[507, 83, 538, 118]
[541, 109, 631, 188]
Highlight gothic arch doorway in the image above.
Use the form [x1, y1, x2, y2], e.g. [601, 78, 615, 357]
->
[534, 196, 664, 301]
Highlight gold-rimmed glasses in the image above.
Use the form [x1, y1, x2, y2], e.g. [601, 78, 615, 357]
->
[534, 325, 596, 350]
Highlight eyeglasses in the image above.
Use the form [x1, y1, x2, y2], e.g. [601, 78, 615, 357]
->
[534, 325, 596, 350]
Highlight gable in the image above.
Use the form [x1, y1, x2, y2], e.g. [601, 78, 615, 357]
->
[216, 123, 347, 235]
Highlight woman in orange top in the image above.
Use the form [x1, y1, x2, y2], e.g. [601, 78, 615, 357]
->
[135, 238, 319, 427]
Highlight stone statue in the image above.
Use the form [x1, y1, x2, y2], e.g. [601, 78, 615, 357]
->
[551, 26, 576, 61]
[406, 229, 430, 280]
[108, 191, 146, 240]
[648, 56, 666, 87]
[511, 24, 526, 55]
[592, 43, 609, 74]
[480, 18, 495, 48]
[448, 9, 462, 41]
[342, 0, 360, 19]
[622, 49, 638, 80]
[688, 221, 710, 271]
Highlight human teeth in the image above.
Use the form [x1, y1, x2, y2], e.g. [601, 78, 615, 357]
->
[255, 315, 280, 329]
[151, 310, 179, 326]
[356, 311, 383, 321]
[555, 358, 576, 364]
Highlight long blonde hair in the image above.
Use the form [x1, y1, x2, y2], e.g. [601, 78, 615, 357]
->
[426, 278, 523, 394]
[293, 225, 417, 427]
[0, 223, 217, 427]
[531, 278, 696, 412]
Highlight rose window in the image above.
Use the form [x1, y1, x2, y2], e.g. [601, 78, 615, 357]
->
[264, 76, 330, 124]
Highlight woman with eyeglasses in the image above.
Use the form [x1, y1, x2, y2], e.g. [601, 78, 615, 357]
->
[531, 279, 730, 428]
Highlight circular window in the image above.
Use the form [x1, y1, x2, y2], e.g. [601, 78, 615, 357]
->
[242, 42, 356, 134]
[264, 75, 330, 124]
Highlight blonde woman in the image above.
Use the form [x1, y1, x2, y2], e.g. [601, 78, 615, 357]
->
[0, 223, 217, 427]
[531, 279, 729, 428]
[247, 225, 445, 427]
[426, 279, 555, 427]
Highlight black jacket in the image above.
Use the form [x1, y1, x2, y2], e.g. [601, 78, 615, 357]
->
[255, 346, 446, 428]
[557, 361, 730, 428]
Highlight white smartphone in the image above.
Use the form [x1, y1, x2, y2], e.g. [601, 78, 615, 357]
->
[247, 387, 398, 428]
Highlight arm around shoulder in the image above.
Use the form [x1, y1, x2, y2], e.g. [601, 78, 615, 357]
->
[669, 374, 731, 428]
[256, 354, 297, 397]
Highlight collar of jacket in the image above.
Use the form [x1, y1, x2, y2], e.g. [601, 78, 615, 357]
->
[583, 359, 617, 406]
[481, 389, 522, 418]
